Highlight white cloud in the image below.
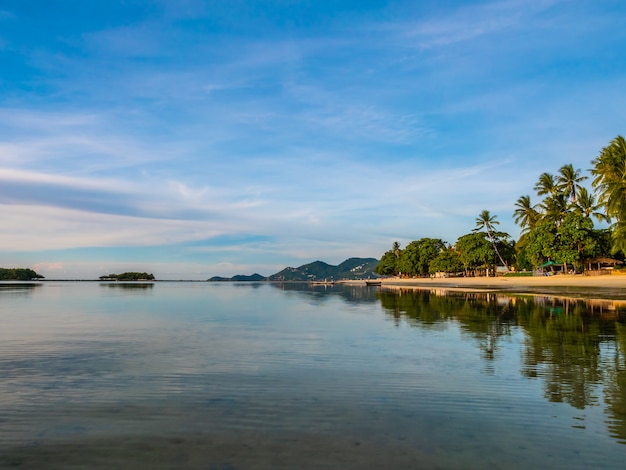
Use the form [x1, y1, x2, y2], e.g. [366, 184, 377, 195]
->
[0, 204, 226, 251]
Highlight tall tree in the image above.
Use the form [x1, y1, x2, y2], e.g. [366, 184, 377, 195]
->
[455, 232, 496, 274]
[572, 187, 608, 223]
[556, 163, 587, 202]
[534, 172, 558, 197]
[392, 241, 401, 258]
[397, 238, 446, 277]
[591, 135, 626, 252]
[513, 195, 540, 234]
[540, 192, 569, 226]
[474, 210, 508, 269]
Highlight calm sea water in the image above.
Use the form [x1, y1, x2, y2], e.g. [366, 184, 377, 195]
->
[1, 281, 625, 469]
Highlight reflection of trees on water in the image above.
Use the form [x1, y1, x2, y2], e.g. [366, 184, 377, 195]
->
[0, 283, 42, 297]
[100, 282, 154, 291]
[605, 323, 626, 443]
[377, 289, 517, 361]
[516, 297, 604, 409]
[377, 288, 626, 443]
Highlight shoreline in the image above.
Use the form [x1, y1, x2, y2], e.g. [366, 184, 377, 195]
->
[343, 274, 626, 300]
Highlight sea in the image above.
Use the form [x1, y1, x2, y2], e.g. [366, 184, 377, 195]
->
[1, 281, 625, 469]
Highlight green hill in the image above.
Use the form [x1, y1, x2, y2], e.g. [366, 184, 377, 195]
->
[208, 273, 266, 282]
[268, 258, 379, 281]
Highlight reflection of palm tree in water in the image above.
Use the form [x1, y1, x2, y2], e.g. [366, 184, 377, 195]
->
[377, 289, 626, 442]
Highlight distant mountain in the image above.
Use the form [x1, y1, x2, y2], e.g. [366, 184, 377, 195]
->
[268, 257, 379, 281]
[208, 258, 380, 282]
[208, 273, 266, 282]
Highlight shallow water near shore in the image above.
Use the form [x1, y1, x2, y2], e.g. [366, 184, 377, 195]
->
[1, 281, 626, 469]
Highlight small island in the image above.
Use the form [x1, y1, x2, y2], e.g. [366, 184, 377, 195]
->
[0, 268, 44, 281]
[99, 272, 155, 281]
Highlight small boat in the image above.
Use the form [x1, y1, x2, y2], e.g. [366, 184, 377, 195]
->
[365, 280, 382, 286]
[311, 280, 335, 285]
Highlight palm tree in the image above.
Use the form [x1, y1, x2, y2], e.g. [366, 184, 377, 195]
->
[591, 135, 626, 220]
[392, 241, 401, 258]
[572, 187, 608, 223]
[474, 210, 508, 269]
[591, 135, 626, 252]
[556, 163, 588, 202]
[534, 172, 557, 197]
[513, 195, 540, 234]
[540, 193, 569, 226]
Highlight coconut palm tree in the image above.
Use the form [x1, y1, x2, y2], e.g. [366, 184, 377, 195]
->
[540, 193, 569, 226]
[591, 135, 626, 221]
[513, 195, 540, 234]
[392, 241, 401, 257]
[591, 135, 626, 252]
[572, 187, 609, 223]
[556, 163, 588, 202]
[534, 172, 558, 197]
[474, 210, 508, 269]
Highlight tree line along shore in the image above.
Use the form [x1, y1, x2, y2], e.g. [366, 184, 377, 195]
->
[375, 135, 626, 278]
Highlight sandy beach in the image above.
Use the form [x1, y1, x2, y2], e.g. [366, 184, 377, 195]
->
[344, 274, 626, 299]
[380, 273, 626, 288]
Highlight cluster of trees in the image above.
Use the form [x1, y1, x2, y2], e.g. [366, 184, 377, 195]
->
[0, 268, 44, 280]
[99, 272, 155, 281]
[375, 213, 514, 277]
[376, 135, 626, 276]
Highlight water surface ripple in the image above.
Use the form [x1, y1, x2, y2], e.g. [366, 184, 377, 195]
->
[1, 282, 625, 469]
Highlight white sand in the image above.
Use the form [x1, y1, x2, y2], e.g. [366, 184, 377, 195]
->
[347, 274, 626, 290]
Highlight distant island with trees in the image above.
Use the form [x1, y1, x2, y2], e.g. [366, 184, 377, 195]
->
[99, 272, 155, 281]
[375, 135, 626, 278]
[0, 268, 44, 281]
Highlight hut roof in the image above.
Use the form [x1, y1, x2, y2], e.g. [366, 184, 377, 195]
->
[587, 257, 623, 265]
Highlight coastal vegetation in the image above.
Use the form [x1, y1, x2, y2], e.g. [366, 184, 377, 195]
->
[0, 268, 44, 280]
[376, 135, 626, 276]
[99, 272, 155, 281]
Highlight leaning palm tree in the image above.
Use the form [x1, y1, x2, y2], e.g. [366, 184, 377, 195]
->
[556, 163, 588, 202]
[513, 195, 540, 234]
[534, 172, 558, 197]
[474, 210, 508, 269]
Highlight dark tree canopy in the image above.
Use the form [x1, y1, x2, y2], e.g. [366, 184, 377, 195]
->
[100, 272, 155, 281]
[0, 268, 44, 280]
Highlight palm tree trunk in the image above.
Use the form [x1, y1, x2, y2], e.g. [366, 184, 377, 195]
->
[487, 230, 508, 269]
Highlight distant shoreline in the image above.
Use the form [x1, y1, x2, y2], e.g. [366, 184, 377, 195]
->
[4, 276, 626, 300]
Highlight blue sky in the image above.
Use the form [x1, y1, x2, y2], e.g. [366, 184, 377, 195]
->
[1, 0, 625, 279]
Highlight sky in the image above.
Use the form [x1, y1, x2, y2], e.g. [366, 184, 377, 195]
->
[1, 0, 625, 280]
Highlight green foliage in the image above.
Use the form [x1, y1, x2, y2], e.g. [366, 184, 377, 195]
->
[523, 220, 558, 267]
[375, 250, 399, 276]
[0, 268, 44, 280]
[455, 232, 495, 271]
[523, 213, 599, 271]
[100, 272, 155, 281]
[397, 238, 446, 277]
[554, 212, 597, 271]
[429, 248, 463, 274]
[591, 135, 626, 253]
[474, 210, 510, 268]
